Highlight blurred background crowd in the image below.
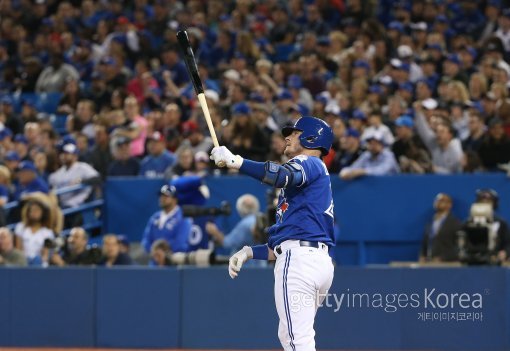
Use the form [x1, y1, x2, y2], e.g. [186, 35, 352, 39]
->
[1, 0, 510, 267]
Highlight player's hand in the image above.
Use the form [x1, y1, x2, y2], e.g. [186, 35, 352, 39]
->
[210, 146, 243, 169]
[228, 246, 253, 279]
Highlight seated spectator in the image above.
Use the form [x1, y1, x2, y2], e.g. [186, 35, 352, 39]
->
[66, 100, 96, 140]
[414, 103, 464, 174]
[14, 198, 55, 265]
[112, 96, 148, 158]
[177, 120, 214, 154]
[150, 239, 172, 267]
[478, 118, 510, 172]
[420, 193, 462, 262]
[340, 131, 400, 180]
[12, 161, 49, 201]
[392, 115, 432, 174]
[50, 227, 101, 266]
[84, 123, 113, 180]
[141, 184, 191, 253]
[164, 146, 196, 179]
[330, 128, 363, 174]
[0, 165, 11, 206]
[193, 151, 211, 176]
[107, 136, 140, 176]
[0, 227, 27, 266]
[99, 234, 133, 266]
[57, 78, 84, 115]
[205, 194, 260, 253]
[35, 50, 80, 93]
[139, 131, 176, 178]
[361, 111, 395, 146]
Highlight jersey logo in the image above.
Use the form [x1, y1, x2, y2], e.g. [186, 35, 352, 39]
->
[276, 200, 289, 223]
[318, 127, 323, 135]
[325, 200, 334, 218]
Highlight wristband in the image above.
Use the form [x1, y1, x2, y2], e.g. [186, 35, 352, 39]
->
[251, 244, 269, 260]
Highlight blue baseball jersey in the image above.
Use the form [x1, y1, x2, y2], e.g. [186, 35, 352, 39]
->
[267, 155, 335, 249]
[141, 206, 191, 253]
[188, 216, 212, 251]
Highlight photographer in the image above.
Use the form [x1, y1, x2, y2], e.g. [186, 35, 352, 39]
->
[205, 194, 260, 253]
[149, 238, 216, 267]
[458, 189, 510, 264]
[50, 227, 102, 266]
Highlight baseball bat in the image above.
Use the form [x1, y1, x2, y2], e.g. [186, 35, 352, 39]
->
[176, 30, 225, 166]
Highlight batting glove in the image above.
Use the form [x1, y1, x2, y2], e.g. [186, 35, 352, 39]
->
[210, 146, 243, 169]
[228, 246, 253, 279]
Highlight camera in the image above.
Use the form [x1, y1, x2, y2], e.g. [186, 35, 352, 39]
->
[181, 201, 231, 218]
[457, 203, 499, 265]
[43, 237, 65, 250]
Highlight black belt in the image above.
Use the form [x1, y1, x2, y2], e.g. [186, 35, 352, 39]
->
[275, 241, 320, 255]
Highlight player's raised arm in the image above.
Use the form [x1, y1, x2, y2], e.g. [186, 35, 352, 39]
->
[210, 117, 333, 189]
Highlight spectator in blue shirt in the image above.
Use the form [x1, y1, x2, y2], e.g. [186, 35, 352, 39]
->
[141, 184, 191, 253]
[139, 131, 176, 178]
[340, 131, 400, 180]
[205, 194, 260, 253]
[12, 161, 49, 201]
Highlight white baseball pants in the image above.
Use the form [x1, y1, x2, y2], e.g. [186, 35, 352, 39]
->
[274, 240, 334, 351]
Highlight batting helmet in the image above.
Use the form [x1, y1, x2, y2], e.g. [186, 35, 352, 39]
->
[282, 117, 333, 155]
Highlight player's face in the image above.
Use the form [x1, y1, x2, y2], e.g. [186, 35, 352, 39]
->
[284, 130, 304, 158]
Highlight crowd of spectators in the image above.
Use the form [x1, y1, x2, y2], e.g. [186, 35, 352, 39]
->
[1, 0, 510, 266]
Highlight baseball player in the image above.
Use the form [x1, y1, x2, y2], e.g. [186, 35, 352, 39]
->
[210, 116, 335, 351]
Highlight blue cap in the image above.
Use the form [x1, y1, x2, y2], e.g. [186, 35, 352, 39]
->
[0, 96, 13, 105]
[287, 75, 302, 89]
[116, 234, 130, 247]
[445, 54, 461, 65]
[315, 94, 328, 105]
[232, 102, 251, 115]
[295, 104, 310, 116]
[5, 151, 20, 161]
[249, 92, 265, 103]
[466, 100, 484, 114]
[365, 131, 385, 143]
[353, 60, 370, 71]
[436, 15, 448, 23]
[159, 184, 177, 197]
[398, 82, 414, 93]
[368, 85, 383, 94]
[394, 1, 411, 11]
[17, 160, 36, 172]
[416, 78, 434, 91]
[395, 115, 414, 128]
[277, 90, 293, 100]
[317, 36, 330, 46]
[388, 21, 404, 33]
[22, 99, 36, 108]
[352, 109, 367, 120]
[464, 46, 477, 59]
[345, 128, 360, 138]
[13, 134, 28, 144]
[0, 128, 13, 141]
[100, 56, 116, 66]
[233, 51, 246, 60]
[427, 43, 443, 52]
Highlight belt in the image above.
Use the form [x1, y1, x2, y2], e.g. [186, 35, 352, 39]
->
[274, 240, 328, 256]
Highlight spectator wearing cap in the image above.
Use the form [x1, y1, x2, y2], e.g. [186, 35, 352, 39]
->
[194, 151, 211, 176]
[397, 45, 424, 83]
[361, 111, 395, 147]
[478, 118, 510, 172]
[176, 120, 213, 155]
[302, 4, 330, 37]
[0, 127, 14, 153]
[96, 56, 127, 93]
[443, 54, 468, 85]
[414, 103, 464, 174]
[330, 128, 363, 174]
[35, 50, 79, 93]
[340, 130, 400, 180]
[20, 100, 38, 125]
[419, 55, 440, 93]
[66, 100, 96, 140]
[348, 109, 367, 134]
[224, 102, 269, 162]
[108, 136, 140, 177]
[458, 46, 478, 76]
[84, 71, 110, 110]
[0, 98, 22, 135]
[13, 135, 30, 162]
[273, 89, 295, 128]
[495, 8, 510, 53]
[141, 184, 191, 253]
[390, 59, 411, 86]
[12, 161, 49, 202]
[48, 142, 100, 212]
[392, 115, 432, 174]
[139, 131, 176, 178]
[165, 147, 196, 179]
[300, 54, 327, 97]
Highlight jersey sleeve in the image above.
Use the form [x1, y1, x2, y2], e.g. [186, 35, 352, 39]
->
[287, 156, 326, 187]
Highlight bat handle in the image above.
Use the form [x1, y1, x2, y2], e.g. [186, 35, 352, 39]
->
[197, 93, 220, 148]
